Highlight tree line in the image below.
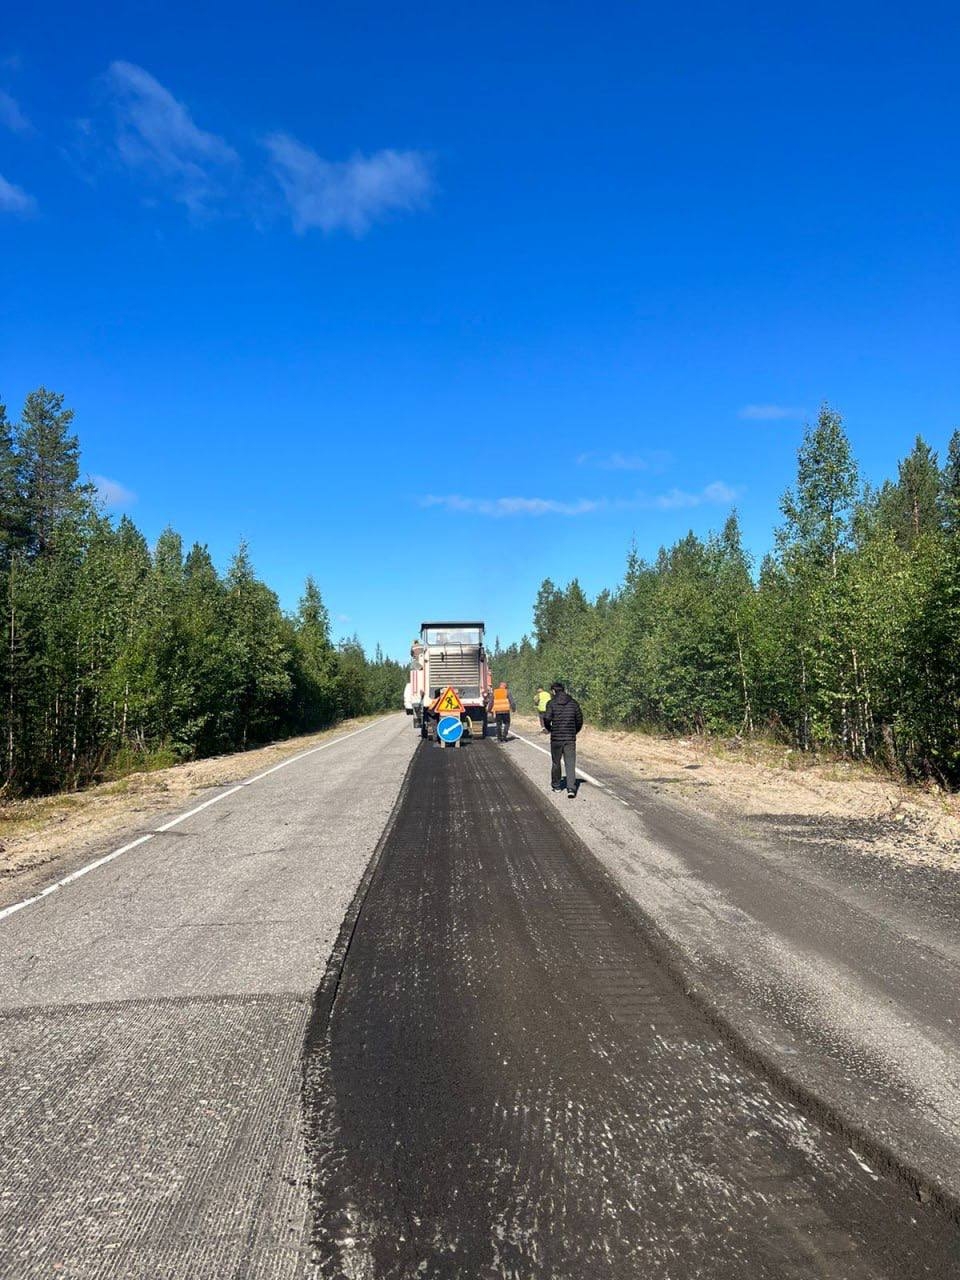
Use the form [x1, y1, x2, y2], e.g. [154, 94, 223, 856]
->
[0, 387, 405, 796]
[493, 406, 960, 785]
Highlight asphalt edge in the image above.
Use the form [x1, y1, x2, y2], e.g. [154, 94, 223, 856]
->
[299, 738, 422, 1263]
[500, 742, 960, 1231]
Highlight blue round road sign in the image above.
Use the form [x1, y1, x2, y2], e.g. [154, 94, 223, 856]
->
[437, 715, 464, 743]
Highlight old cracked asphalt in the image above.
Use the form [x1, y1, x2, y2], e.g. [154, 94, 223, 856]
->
[2, 716, 959, 1278]
[0, 716, 416, 1279]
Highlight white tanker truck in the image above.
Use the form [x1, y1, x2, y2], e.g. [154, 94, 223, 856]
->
[406, 621, 493, 740]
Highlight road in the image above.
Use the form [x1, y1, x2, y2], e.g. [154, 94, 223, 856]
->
[1, 718, 958, 1277]
[307, 733, 957, 1277]
[0, 716, 416, 1279]
[505, 722, 960, 1210]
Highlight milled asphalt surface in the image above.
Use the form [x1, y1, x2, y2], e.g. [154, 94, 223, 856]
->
[505, 729, 960, 1212]
[0, 716, 416, 1279]
[305, 734, 959, 1277]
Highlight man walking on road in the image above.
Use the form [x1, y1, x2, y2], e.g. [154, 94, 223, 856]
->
[491, 681, 516, 742]
[535, 686, 551, 732]
[543, 681, 583, 797]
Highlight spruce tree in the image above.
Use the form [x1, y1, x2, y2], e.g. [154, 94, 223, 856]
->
[16, 388, 88, 555]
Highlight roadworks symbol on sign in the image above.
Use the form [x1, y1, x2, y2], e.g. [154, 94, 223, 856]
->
[435, 686, 465, 715]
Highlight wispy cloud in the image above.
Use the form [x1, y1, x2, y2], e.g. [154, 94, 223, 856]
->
[265, 132, 432, 235]
[91, 474, 136, 508]
[649, 481, 740, 509]
[0, 89, 30, 133]
[738, 403, 807, 421]
[102, 61, 238, 213]
[421, 495, 604, 517]
[0, 172, 34, 214]
[576, 450, 671, 472]
[420, 482, 739, 517]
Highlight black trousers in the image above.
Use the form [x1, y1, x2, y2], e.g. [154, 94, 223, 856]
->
[550, 740, 577, 790]
[495, 712, 511, 741]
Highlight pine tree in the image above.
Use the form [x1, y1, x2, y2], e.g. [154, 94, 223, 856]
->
[875, 436, 941, 548]
[0, 400, 26, 565]
[941, 429, 960, 536]
[294, 577, 337, 728]
[16, 388, 89, 555]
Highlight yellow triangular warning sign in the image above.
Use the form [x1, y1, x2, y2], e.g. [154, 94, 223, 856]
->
[433, 686, 465, 715]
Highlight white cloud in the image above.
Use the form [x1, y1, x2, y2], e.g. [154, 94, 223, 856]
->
[702, 480, 739, 503]
[265, 132, 432, 235]
[0, 89, 30, 133]
[421, 494, 604, 517]
[738, 404, 807, 421]
[103, 61, 238, 213]
[92, 474, 136, 508]
[577, 450, 671, 472]
[0, 172, 34, 214]
[420, 482, 739, 517]
[648, 481, 740, 509]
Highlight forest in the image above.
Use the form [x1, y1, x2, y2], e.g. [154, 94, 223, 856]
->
[0, 387, 405, 796]
[493, 406, 960, 786]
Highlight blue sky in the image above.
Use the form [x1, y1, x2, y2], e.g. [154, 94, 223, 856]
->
[2, 2, 958, 660]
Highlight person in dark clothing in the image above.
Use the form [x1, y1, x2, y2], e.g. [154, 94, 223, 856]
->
[542, 681, 583, 797]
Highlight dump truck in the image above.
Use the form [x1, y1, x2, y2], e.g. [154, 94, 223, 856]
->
[409, 621, 492, 740]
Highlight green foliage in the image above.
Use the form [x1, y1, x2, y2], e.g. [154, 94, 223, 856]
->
[0, 387, 403, 796]
[495, 406, 960, 785]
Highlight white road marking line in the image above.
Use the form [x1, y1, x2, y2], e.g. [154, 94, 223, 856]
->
[154, 785, 245, 832]
[240, 719, 389, 785]
[0, 716, 395, 925]
[0, 834, 156, 923]
[511, 733, 606, 788]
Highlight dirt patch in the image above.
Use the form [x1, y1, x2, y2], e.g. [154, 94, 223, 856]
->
[0, 717, 385, 894]
[513, 717, 960, 874]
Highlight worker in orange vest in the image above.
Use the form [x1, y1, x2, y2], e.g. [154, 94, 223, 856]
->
[491, 682, 516, 742]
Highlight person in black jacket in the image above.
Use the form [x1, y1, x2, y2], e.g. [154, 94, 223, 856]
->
[543, 681, 584, 797]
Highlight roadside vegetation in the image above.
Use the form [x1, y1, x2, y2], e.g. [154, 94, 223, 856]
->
[0, 387, 405, 797]
[495, 406, 960, 786]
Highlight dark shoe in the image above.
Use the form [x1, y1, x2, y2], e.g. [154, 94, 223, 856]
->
[567, 790, 576, 799]
[551, 784, 563, 791]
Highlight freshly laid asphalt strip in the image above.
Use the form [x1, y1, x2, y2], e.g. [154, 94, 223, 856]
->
[304, 736, 960, 1278]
